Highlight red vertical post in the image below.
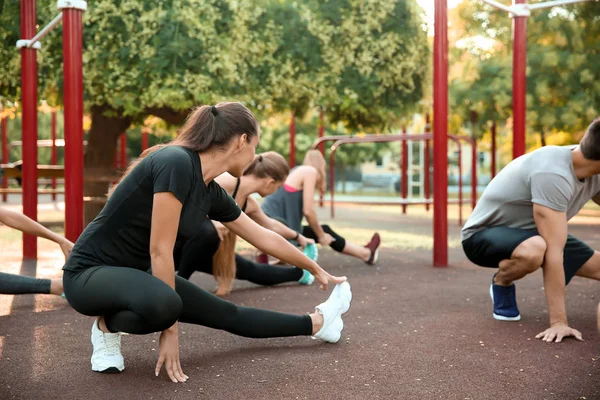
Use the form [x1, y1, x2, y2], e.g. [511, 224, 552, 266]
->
[120, 133, 127, 169]
[457, 144, 463, 226]
[424, 114, 431, 211]
[20, 0, 38, 259]
[1, 118, 8, 202]
[512, 0, 527, 159]
[318, 109, 325, 207]
[433, 0, 448, 267]
[401, 126, 408, 214]
[61, 1, 86, 242]
[471, 139, 477, 210]
[141, 130, 149, 153]
[289, 112, 296, 168]
[51, 110, 57, 201]
[491, 122, 497, 178]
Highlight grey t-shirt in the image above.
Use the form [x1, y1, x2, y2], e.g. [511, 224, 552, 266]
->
[462, 146, 600, 241]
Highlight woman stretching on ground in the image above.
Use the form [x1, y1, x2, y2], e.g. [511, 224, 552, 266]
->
[62, 103, 352, 382]
[175, 151, 317, 296]
[262, 149, 381, 265]
[0, 207, 73, 295]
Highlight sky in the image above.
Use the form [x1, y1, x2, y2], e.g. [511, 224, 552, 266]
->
[416, 0, 464, 34]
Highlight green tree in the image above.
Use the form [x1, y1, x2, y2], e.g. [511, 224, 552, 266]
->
[449, 0, 599, 147]
[1, 0, 429, 223]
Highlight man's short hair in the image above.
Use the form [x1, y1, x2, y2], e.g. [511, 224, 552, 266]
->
[579, 118, 600, 160]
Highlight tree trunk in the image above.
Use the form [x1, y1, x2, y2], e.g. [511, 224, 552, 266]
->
[539, 130, 547, 147]
[84, 106, 132, 225]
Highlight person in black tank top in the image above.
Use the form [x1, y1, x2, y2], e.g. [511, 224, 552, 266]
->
[62, 104, 351, 382]
[175, 152, 317, 294]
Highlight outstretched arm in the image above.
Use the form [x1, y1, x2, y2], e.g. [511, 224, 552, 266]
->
[0, 207, 73, 257]
[224, 213, 345, 290]
[245, 197, 314, 248]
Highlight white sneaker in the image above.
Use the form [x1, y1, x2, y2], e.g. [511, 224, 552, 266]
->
[313, 282, 352, 343]
[91, 318, 125, 373]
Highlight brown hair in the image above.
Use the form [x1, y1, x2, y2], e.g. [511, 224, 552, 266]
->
[212, 229, 238, 296]
[243, 151, 290, 182]
[580, 118, 600, 160]
[212, 151, 290, 295]
[303, 149, 327, 193]
[108, 102, 259, 196]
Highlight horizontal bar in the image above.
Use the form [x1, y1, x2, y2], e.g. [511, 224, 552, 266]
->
[480, 0, 514, 13]
[528, 0, 590, 10]
[27, 13, 63, 48]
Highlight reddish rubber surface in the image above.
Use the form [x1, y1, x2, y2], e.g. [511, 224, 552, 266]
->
[1, 208, 599, 399]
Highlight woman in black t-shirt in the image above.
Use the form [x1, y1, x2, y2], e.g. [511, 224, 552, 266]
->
[62, 103, 351, 383]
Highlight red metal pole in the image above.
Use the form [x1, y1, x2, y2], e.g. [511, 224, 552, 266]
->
[401, 127, 408, 214]
[458, 144, 463, 226]
[289, 112, 296, 168]
[424, 114, 431, 211]
[51, 110, 57, 201]
[1, 118, 8, 202]
[471, 139, 477, 210]
[120, 133, 127, 169]
[491, 122, 497, 178]
[318, 109, 325, 207]
[20, 0, 38, 259]
[512, 0, 527, 159]
[62, 3, 85, 242]
[141, 130, 149, 153]
[433, 0, 448, 267]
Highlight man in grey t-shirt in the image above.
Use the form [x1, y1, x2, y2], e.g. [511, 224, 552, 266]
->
[462, 118, 600, 344]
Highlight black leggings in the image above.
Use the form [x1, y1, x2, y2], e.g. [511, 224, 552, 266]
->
[302, 224, 346, 253]
[0, 272, 51, 294]
[63, 267, 312, 336]
[175, 219, 304, 284]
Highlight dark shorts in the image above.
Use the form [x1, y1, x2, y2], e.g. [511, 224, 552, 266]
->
[462, 227, 595, 285]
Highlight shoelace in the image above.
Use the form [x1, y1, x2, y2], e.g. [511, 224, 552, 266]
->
[103, 333, 122, 356]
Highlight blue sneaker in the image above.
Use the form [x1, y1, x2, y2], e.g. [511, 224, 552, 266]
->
[489, 276, 521, 321]
[303, 243, 318, 262]
[298, 269, 315, 285]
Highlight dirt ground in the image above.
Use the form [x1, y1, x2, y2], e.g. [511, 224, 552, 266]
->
[0, 203, 599, 400]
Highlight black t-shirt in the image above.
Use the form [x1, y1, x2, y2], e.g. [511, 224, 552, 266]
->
[63, 146, 241, 272]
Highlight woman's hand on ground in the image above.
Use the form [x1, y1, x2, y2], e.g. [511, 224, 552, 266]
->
[156, 325, 188, 383]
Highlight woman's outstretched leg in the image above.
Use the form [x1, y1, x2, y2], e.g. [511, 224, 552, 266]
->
[235, 254, 313, 286]
[175, 274, 351, 342]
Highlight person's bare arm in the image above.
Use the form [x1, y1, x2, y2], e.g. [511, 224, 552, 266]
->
[224, 213, 345, 290]
[0, 207, 73, 257]
[301, 169, 328, 241]
[246, 197, 313, 247]
[150, 192, 188, 383]
[533, 204, 582, 343]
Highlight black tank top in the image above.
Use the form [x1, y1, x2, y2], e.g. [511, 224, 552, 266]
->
[232, 178, 248, 212]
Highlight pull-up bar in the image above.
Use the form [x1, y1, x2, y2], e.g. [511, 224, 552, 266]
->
[26, 13, 63, 48]
[481, 0, 590, 15]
